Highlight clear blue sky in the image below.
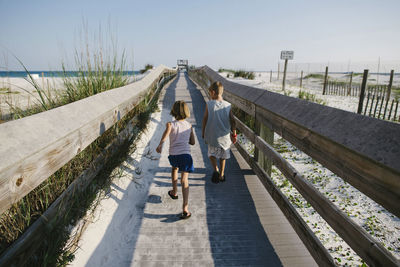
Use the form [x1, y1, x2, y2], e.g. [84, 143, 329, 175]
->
[1, 0, 399, 71]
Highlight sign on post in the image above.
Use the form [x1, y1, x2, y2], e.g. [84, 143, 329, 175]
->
[280, 50, 294, 92]
[281, 51, 294, 60]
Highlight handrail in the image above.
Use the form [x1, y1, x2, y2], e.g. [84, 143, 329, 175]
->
[0, 65, 174, 215]
[190, 66, 400, 217]
[188, 66, 400, 267]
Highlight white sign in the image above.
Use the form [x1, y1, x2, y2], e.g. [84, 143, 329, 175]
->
[280, 51, 294, 60]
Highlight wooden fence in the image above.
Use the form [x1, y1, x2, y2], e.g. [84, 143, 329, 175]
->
[325, 81, 361, 97]
[189, 66, 400, 267]
[362, 87, 400, 122]
[0, 65, 176, 266]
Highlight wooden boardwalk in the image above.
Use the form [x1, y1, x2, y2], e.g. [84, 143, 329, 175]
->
[71, 72, 317, 266]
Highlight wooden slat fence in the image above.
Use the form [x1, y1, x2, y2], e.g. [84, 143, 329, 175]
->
[189, 66, 400, 267]
[362, 86, 400, 122]
[325, 81, 361, 97]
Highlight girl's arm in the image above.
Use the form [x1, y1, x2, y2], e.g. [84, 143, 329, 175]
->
[189, 126, 195, 145]
[156, 122, 172, 153]
[229, 109, 237, 144]
[201, 104, 208, 139]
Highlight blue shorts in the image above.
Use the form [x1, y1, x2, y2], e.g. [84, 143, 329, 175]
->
[168, 154, 194, 173]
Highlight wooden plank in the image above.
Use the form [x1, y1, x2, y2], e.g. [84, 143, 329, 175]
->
[191, 66, 400, 217]
[251, 133, 399, 267]
[255, 106, 400, 217]
[234, 140, 336, 266]
[0, 73, 176, 266]
[0, 66, 172, 215]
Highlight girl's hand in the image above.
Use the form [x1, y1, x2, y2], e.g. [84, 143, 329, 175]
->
[230, 133, 237, 144]
[156, 144, 163, 153]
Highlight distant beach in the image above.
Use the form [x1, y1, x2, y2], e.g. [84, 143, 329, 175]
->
[0, 71, 139, 78]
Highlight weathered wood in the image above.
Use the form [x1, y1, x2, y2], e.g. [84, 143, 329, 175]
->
[0, 65, 173, 215]
[387, 70, 394, 100]
[322, 66, 328, 95]
[394, 100, 399, 122]
[255, 106, 400, 216]
[190, 66, 400, 217]
[364, 93, 370, 116]
[256, 120, 274, 176]
[357, 69, 369, 114]
[388, 99, 394, 120]
[300, 70, 303, 88]
[282, 59, 288, 92]
[233, 134, 335, 266]
[0, 73, 176, 267]
[250, 129, 400, 267]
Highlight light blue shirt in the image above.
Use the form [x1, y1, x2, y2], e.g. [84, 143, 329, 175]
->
[204, 100, 232, 150]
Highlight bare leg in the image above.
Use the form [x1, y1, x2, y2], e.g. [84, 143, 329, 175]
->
[209, 156, 219, 173]
[171, 167, 178, 196]
[181, 171, 190, 214]
[219, 159, 226, 180]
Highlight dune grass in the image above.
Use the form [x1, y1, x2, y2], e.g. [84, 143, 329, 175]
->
[298, 90, 326, 105]
[304, 73, 326, 79]
[0, 25, 160, 265]
[218, 68, 255, 80]
[0, 74, 166, 265]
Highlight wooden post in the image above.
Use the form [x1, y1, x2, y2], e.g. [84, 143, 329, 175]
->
[386, 70, 394, 100]
[322, 66, 328, 95]
[277, 62, 280, 80]
[257, 123, 274, 177]
[282, 59, 288, 92]
[270, 70, 272, 82]
[357, 69, 369, 114]
[300, 70, 303, 88]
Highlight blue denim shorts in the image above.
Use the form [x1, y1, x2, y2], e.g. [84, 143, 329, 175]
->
[168, 154, 194, 173]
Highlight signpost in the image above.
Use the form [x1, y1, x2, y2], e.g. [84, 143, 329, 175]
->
[280, 50, 294, 92]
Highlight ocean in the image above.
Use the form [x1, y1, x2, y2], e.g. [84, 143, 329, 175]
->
[0, 71, 140, 78]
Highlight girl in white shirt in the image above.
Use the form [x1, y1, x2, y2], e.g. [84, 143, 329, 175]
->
[156, 101, 195, 219]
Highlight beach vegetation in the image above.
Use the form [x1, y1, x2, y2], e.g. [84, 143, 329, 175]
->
[0, 22, 163, 266]
[218, 68, 255, 80]
[304, 73, 326, 80]
[140, 63, 154, 74]
[298, 91, 326, 105]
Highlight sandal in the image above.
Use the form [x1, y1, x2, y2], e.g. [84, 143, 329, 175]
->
[211, 171, 220, 184]
[219, 175, 226, 182]
[168, 190, 178, 200]
[180, 211, 191, 219]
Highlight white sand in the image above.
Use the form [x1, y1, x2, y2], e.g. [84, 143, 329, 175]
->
[229, 72, 400, 266]
[69, 100, 165, 266]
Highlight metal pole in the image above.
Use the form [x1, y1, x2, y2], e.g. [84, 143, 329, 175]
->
[282, 59, 288, 92]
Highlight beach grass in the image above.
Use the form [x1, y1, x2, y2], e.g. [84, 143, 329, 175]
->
[0, 78, 163, 265]
[304, 73, 326, 79]
[0, 25, 151, 265]
[218, 68, 255, 80]
[298, 90, 326, 105]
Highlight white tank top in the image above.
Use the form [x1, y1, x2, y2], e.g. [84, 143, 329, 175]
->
[204, 100, 232, 150]
[169, 120, 192, 155]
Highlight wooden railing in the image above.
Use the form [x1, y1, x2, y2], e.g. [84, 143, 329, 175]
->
[0, 65, 174, 215]
[189, 66, 400, 267]
[0, 65, 176, 266]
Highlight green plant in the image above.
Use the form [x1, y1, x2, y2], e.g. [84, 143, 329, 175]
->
[140, 63, 153, 74]
[304, 73, 326, 79]
[298, 91, 326, 105]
